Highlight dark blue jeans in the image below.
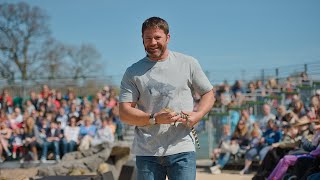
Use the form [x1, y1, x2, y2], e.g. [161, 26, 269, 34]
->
[62, 139, 77, 154]
[41, 141, 60, 159]
[136, 151, 196, 180]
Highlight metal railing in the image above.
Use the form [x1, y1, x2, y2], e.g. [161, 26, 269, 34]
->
[207, 61, 320, 85]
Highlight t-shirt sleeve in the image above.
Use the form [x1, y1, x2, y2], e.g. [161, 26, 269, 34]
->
[119, 69, 140, 103]
[191, 58, 213, 95]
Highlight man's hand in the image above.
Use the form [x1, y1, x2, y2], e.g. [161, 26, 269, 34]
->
[177, 111, 202, 127]
[158, 108, 202, 127]
[47, 137, 53, 142]
[154, 109, 179, 125]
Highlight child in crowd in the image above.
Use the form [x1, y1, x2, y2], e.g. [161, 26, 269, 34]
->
[11, 128, 24, 159]
[41, 121, 61, 162]
[248, 126, 262, 149]
[39, 118, 49, 141]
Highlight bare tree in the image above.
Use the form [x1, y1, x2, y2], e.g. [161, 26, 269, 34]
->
[39, 38, 69, 79]
[0, 2, 50, 80]
[0, 2, 104, 83]
[65, 43, 102, 79]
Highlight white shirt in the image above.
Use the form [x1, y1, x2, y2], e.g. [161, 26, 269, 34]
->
[64, 126, 80, 142]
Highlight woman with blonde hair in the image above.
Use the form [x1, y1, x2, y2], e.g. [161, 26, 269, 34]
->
[266, 78, 279, 91]
[308, 95, 320, 120]
[22, 116, 42, 162]
[292, 100, 306, 118]
[233, 120, 250, 142]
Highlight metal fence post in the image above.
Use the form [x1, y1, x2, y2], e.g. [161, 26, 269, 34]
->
[304, 64, 308, 73]
[281, 92, 285, 106]
[208, 114, 213, 158]
[276, 68, 279, 84]
[261, 69, 265, 84]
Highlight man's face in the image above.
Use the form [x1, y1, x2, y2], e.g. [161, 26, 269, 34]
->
[142, 27, 170, 60]
[263, 105, 270, 115]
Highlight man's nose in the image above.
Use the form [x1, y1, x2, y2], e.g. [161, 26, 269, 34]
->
[150, 38, 157, 45]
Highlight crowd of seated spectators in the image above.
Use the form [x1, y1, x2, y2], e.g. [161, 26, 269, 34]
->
[0, 85, 122, 163]
[209, 73, 320, 179]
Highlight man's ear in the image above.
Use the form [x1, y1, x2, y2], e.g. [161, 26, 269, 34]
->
[142, 35, 145, 45]
[166, 33, 170, 42]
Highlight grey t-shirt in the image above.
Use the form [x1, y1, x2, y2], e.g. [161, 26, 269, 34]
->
[120, 51, 213, 156]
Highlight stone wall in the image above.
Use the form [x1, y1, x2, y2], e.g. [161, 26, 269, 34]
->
[37, 141, 131, 180]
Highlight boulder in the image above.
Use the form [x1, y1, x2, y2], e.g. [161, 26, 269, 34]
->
[36, 141, 131, 180]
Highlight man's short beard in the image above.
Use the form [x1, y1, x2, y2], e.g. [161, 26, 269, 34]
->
[145, 48, 163, 59]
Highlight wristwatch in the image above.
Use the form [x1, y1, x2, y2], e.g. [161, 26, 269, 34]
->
[149, 113, 156, 125]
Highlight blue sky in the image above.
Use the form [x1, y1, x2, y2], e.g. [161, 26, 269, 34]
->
[4, 0, 320, 85]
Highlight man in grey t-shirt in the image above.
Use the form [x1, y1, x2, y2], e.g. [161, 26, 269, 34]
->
[119, 17, 215, 180]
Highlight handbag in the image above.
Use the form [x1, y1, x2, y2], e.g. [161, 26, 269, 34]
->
[220, 141, 239, 155]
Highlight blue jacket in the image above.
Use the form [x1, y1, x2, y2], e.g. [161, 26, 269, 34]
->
[263, 128, 282, 145]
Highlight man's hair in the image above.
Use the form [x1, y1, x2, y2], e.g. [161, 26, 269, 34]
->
[142, 17, 169, 35]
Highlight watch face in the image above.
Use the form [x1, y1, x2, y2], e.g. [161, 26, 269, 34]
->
[149, 116, 156, 125]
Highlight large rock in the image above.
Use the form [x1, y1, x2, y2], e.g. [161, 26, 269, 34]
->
[37, 141, 131, 180]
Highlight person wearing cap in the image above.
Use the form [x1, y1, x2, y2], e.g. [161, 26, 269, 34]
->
[294, 116, 313, 138]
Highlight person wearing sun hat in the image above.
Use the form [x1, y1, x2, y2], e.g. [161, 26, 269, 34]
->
[292, 115, 311, 127]
[293, 116, 313, 138]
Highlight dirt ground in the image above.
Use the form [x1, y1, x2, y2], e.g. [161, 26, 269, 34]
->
[0, 168, 38, 180]
[0, 167, 253, 180]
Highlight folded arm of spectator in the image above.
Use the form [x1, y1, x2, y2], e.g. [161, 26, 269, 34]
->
[264, 131, 282, 145]
[277, 137, 299, 149]
[265, 137, 276, 145]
